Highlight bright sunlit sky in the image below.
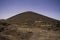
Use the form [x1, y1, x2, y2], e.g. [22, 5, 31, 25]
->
[0, 0, 60, 20]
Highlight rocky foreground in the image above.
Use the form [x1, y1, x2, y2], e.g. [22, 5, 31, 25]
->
[0, 23, 60, 40]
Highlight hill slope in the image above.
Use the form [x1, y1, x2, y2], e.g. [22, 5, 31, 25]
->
[7, 11, 59, 28]
[7, 11, 59, 23]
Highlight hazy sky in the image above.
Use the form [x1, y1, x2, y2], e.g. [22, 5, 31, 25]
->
[0, 0, 60, 20]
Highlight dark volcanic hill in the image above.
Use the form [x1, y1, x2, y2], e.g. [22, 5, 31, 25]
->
[6, 11, 60, 30]
[7, 11, 59, 28]
[7, 11, 57, 24]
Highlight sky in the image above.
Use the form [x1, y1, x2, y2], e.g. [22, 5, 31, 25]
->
[0, 0, 60, 20]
